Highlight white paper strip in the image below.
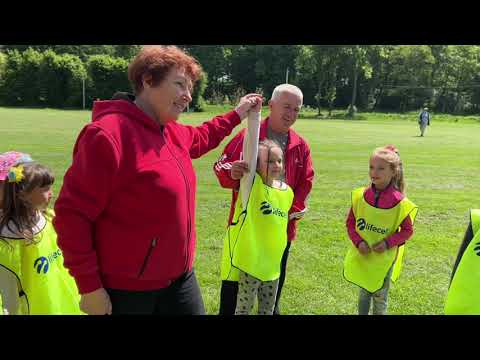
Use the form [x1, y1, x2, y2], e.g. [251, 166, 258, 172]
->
[240, 110, 261, 211]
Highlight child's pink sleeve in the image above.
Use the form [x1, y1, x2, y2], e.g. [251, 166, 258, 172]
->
[346, 208, 364, 247]
[385, 215, 414, 248]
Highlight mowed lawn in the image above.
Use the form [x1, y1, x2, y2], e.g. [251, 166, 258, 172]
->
[1, 105, 479, 315]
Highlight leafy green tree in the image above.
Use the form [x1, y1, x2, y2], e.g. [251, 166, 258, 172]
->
[296, 45, 343, 116]
[39, 50, 87, 107]
[1, 48, 44, 106]
[86, 55, 130, 104]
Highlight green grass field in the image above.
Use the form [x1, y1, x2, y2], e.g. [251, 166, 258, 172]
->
[1, 105, 479, 314]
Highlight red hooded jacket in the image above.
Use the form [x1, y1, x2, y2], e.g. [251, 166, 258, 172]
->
[53, 99, 241, 294]
[213, 117, 314, 242]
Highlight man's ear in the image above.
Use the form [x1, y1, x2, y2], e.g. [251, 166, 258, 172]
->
[268, 99, 273, 111]
[142, 74, 153, 89]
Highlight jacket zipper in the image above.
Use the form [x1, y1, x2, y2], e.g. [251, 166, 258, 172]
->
[374, 190, 380, 208]
[162, 131, 191, 273]
[138, 237, 157, 277]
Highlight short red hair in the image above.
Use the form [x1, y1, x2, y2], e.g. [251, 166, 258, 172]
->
[128, 45, 202, 95]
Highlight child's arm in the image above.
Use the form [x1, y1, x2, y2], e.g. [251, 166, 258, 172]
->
[0, 267, 19, 315]
[347, 209, 371, 255]
[385, 215, 414, 248]
[346, 208, 364, 248]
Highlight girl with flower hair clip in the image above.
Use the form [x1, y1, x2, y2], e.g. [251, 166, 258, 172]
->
[0, 161, 82, 315]
[0, 151, 33, 214]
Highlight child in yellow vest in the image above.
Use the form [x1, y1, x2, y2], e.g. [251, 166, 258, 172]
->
[344, 145, 417, 315]
[0, 151, 33, 313]
[221, 139, 294, 315]
[0, 161, 83, 315]
[444, 209, 480, 314]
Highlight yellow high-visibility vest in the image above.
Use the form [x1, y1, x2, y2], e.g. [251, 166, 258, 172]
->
[0, 210, 83, 315]
[445, 209, 480, 315]
[221, 173, 293, 282]
[344, 187, 417, 293]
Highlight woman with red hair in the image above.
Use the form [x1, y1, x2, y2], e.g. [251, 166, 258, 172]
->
[54, 46, 262, 315]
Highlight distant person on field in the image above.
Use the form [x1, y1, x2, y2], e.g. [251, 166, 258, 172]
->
[418, 107, 430, 137]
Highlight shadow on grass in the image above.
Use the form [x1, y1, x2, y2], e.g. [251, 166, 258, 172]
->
[299, 113, 367, 121]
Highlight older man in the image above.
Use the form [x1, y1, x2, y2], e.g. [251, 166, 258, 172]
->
[214, 84, 315, 315]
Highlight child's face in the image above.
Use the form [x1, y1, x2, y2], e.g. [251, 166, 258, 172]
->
[21, 185, 53, 211]
[369, 156, 394, 190]
[257, 146, 284, 183]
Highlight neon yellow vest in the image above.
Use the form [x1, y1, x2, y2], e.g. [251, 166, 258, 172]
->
[0, 210, 83, 315]
[221, 173, 294, 282]
[444, 209, 480, 315]
[343, 187, 418, 293]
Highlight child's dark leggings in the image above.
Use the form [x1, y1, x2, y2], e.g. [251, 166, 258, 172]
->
[235, 271, 279, 315]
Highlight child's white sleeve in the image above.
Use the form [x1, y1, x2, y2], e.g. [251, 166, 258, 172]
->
[240, 110, 261, 211]
[289, 208, 308, 220]
[0, 266, 20, 315]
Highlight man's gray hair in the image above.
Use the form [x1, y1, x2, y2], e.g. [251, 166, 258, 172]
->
[271, 84, 303, 103]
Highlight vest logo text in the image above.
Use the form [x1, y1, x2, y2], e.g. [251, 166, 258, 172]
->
[33, 249, 62, 274]
[260, 201, 287, 218]
[357, 218, 388, 235]
[474, 241, 480, 256]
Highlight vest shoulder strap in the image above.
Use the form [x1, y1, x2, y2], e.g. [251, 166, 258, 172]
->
[470, 209, 480, 236]
[351, 187, 365, 205]
[399, 197, 418, 224]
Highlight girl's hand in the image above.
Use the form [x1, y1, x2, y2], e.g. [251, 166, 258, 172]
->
[358, 241, 371, 255]
[231, 160, 249, 180]
[234, 94, 264, 120]
[80, 287, 112, 315]
[250, 96, 263, 113]
[372, 240, 388, 253]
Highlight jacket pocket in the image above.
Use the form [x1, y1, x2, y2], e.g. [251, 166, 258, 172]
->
[138, 237, 157, 277]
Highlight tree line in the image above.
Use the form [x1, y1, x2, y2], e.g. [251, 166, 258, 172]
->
[1, 45, 480, 114]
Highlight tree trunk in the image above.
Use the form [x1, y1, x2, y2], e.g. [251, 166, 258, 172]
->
[372, 86, 383, 111]
[373, 71, 389, 112]
[316, 78, 323, 116]
[441, 88, 447, 113]
[317, 92, 322, 116]
[347, 64, 358, 118]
